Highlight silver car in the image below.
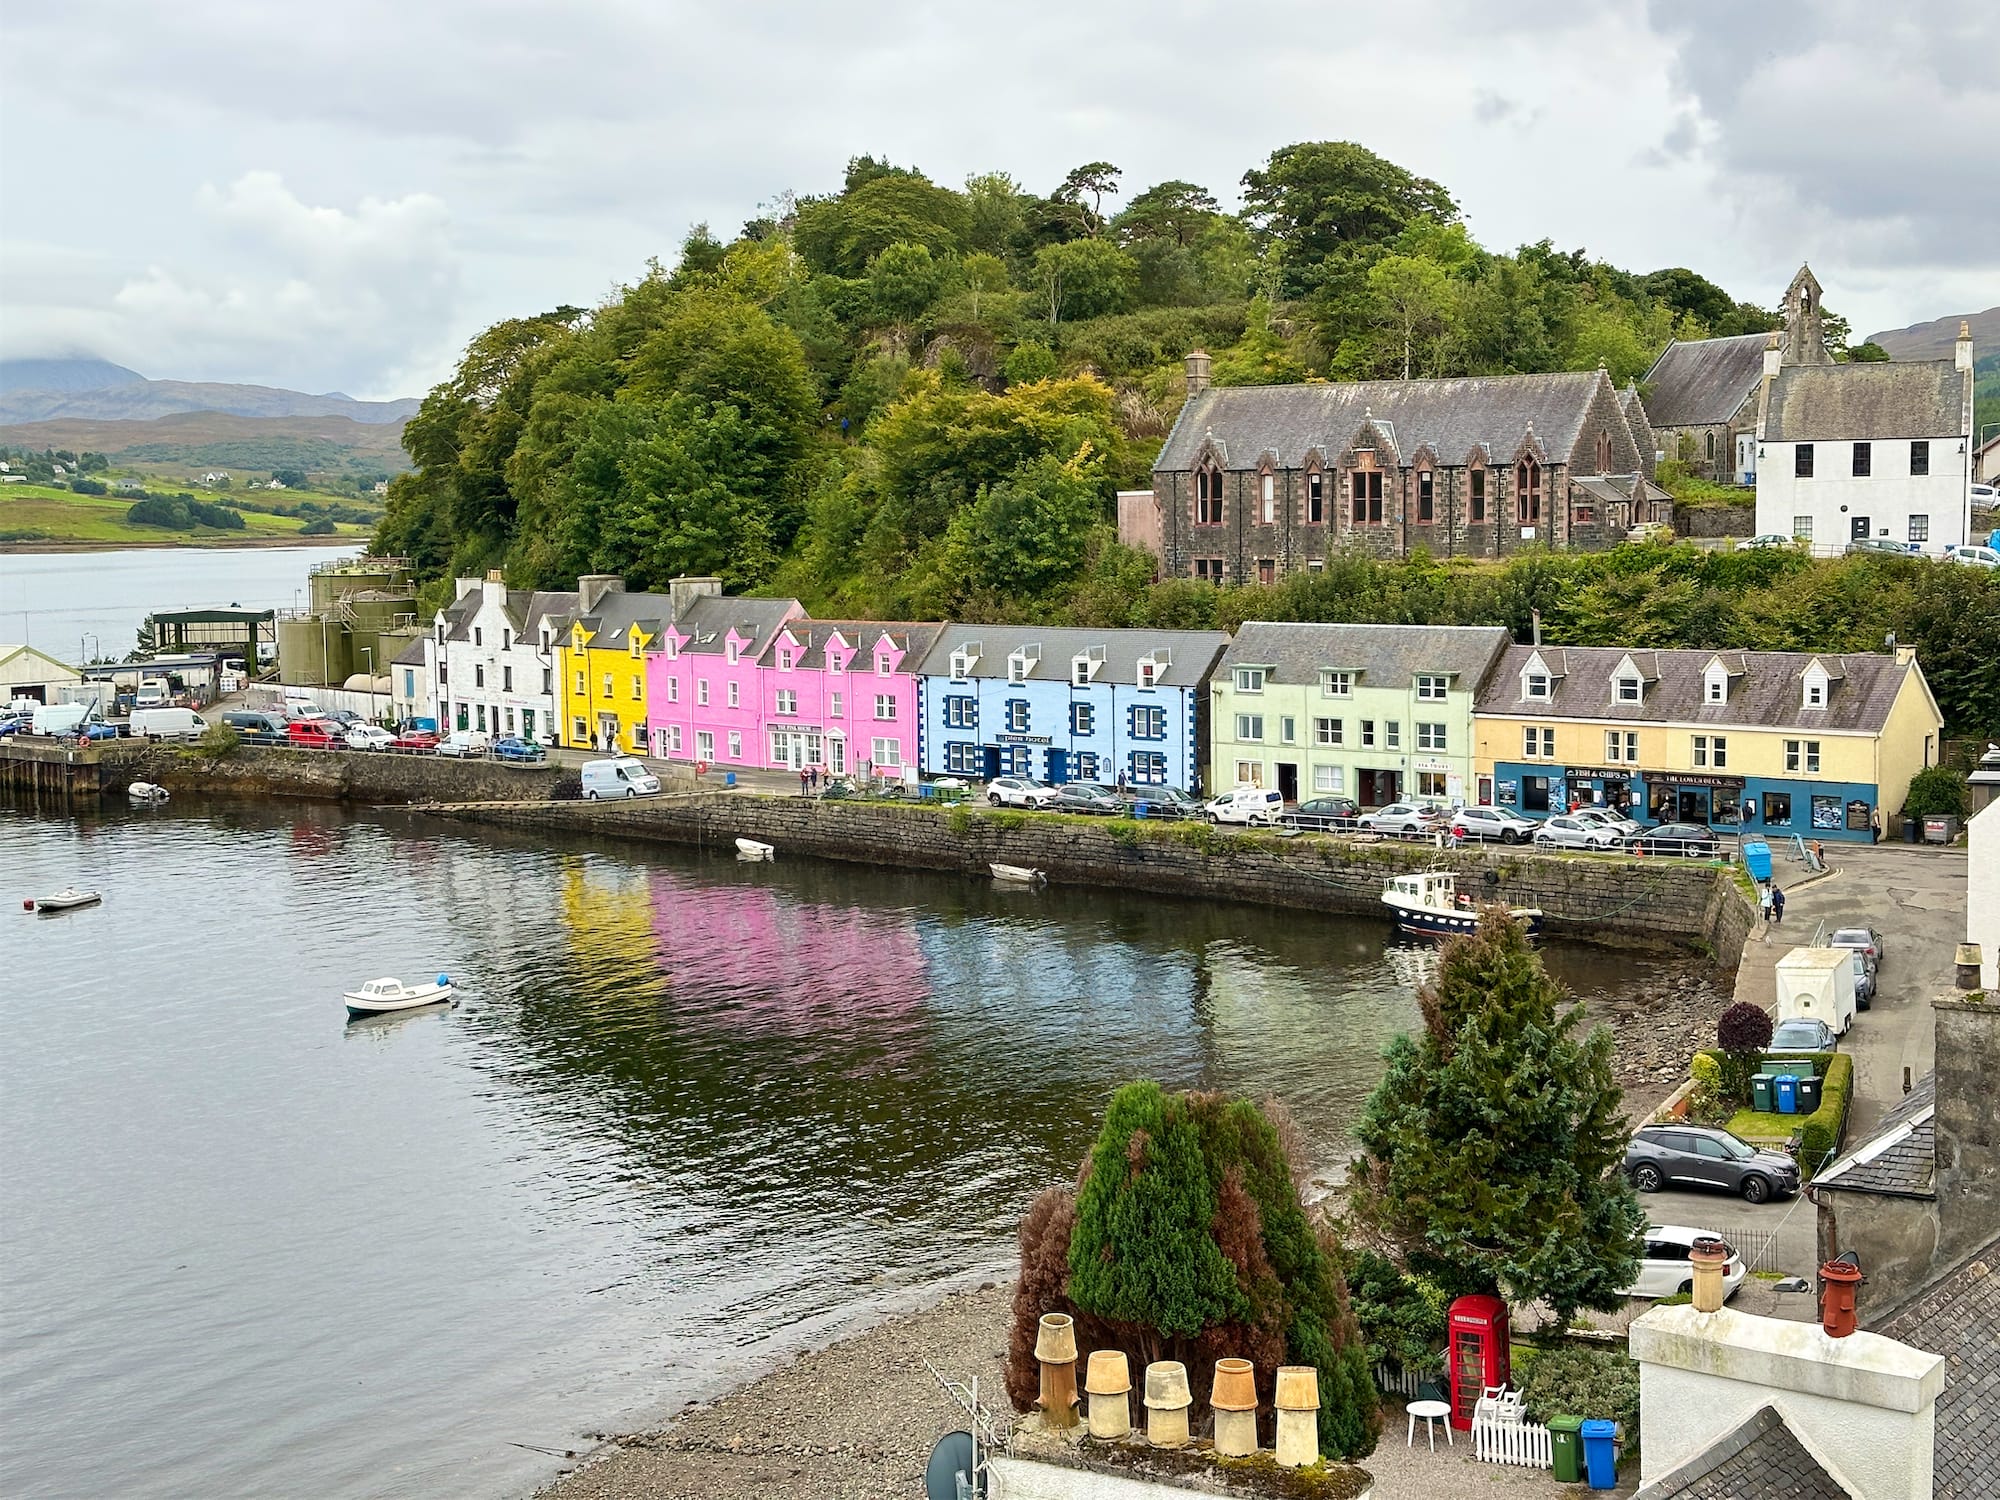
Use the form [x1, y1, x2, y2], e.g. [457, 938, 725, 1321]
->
[1452, 805, 1540, 844]
[1574, 807, 1641, 837]
[1358, 802, 1449, 836]
[1534, 814, 1623, 850]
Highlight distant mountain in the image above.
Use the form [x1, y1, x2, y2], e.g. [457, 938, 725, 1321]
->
[1864, 308, 2000, 363]
[0, 410, 411, 472]
[0, 357, 147, 394]
[0, 377, 419, 426]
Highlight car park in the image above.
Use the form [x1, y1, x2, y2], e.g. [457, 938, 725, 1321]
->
[491, 736, 548, 764]
[1946, 544, 1999, 569]
[1284, 795, 1359, 831]
[1626, 822, 1720, 856]
[1451, 805, 1540, 844]
[1827, 926, 1885, 966]
[286, 719, 339, 750]
[221, 709, 289, 740]
[1048, 782, 1123, 815]
[1846, 536, 1915, 557]
[1357, 801, 1449, 836]
[1735, 533, 1795, 551]
[1625, 1123, 1800, 1204]
[1770, 1016, 1838, 1052]
[392, 729, 440, 752]
[435, 730, 492, 758]
[1623, 1225, 1748, 1302]
[1206, 785, 1286, 826]
[1534, 813, 1623, 850]
[986, 775, 1053, 809]
[344, 724, 396, 751]
[0, 714, 28, 737]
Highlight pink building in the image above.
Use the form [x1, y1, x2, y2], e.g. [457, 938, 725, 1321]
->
[647, 596, 803, 770]
[758, 620, 944, 780]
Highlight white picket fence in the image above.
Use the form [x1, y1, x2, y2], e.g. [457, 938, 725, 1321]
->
[1373, 1363, 1429, 1399]
[1473, 1411, 1552, 1469]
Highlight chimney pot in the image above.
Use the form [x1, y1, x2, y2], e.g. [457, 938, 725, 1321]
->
[1034, 1314, 1079, 1428]
[1689, 1237, 1729, 1313]
[1084, 1351, 1132, 1439]
[1142, 1361, 1191, 1448]
[1819, 1256, 1864, 1338]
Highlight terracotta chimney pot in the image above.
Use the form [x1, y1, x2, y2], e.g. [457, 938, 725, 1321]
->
[1142, 1361, 1192, 1449]
[1034, 1313, 1078, 1364]
[1689, 1236, 1729, 1314]
[1035, 1314, 1079, 1429]
[1819, 1258, 1864, 1339]
[1083, 1350, 1132, 1439]
[1272, 1365, 1320, 1468]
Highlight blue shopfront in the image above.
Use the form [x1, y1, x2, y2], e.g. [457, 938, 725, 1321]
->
[1491, 762, 1881, 840]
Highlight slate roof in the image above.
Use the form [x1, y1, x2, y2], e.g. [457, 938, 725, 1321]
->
[1620, 382, 1658, 457]
[570, 588, 680, 651]
[1637, 1405, 1848, 1499]
[1813, 1073, 1935, 1198]
[1574, 474, 1672, 508]
[1869, 1236, 2000, 1500]
[669, 594, 802, 658]
[764, 619, 948, 671]
[392, 636, 428, 668]
[1765, 359, 1967, 441]
[1155, 370, 1619, 472]
[519, 590, 579, 637]
[913, 624, 1230, 689]
[1640, 333, 1770, 427]
[1219, 622, 1511, 689]
[1477, 644, 1916, 734]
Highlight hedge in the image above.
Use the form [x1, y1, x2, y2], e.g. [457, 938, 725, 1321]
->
[1699, 1049, 1852, 1179]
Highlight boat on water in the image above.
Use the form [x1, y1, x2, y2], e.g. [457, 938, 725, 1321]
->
[990, 863, 1045, 885]
[735, 838, 775, 861]
[1380, 870, 1542, 940]
[31, 888, 103, 914]
[127, 782, 170, 805]
[343, 976, 457, 1017]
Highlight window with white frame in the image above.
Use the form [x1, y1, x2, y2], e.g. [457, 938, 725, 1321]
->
[1235, 714, 1264, 741]
[1006, 700, 1030, 733]
[1275, 716, 1295, 743]
[949, 650, 975, 679]
[1908, 515, 1929, 544]
[665, 677, 679, 703]
[944, 696, 977, 729]
[1523, 726, 1555, 758]
[1132, 705, 1166, 739]
[874, 694, 895, 720]
[1130, 751, 1167, 785]
[667, 725, 683, 754]
[727, 731, 742, 760]
[573, 717, 588, 742]
[1138, 658, 1160, 688]
[1071, 702, 1095, 735]
[574, 670, 585, 694]
[1235, 761, 1263, 786]
[1693, 734, 1728, 768]
[1234, 667, 1266, 693]
[1360, 720, 1376, 748]
[1314, 717, 1343, 746]
[1805, 674, 1826, 708]
[1605, 729, 1638, 762]
[829, 651, 845, 675]
[602, 672, 613, 696]
[1784, 739, 1821, 773]
[775, 690, 797, 716]
[1615, 676, 1642, 703]
[944, 742, 982, 774]
[1260, 472, 1275, 524]
[631, 675, 643, 701]
[871, 737, 901, 767]
[1416, 674, 1449, 701]
[1416, 722, 1445, 751]
[1312, 765, 1344, 792]
[628, 636, 641, 659]
[696, 730, 714, 759]
[1416, 770, 1448, 798]
[696, 679, 709, 706]
[1707, 675, 1726, 703]
[1385, 720, 1401, 750]
[1524, 673, 1550, 700]
[1074, 752, 1100, 781]
[778, 649, 793, 670]
[829, 692, 843, 717]
[1793, 516, 1813, 541]
[726, 641, 740, 665]
[877, 655, 893, 676]
[727, 681, 739, 708]
[1321, 670, 1353, 697]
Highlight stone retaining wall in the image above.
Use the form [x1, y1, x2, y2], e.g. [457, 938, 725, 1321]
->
[122, 741, 579, 804]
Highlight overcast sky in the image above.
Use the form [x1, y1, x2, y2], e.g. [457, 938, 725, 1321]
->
[3, 0, 1994, 400]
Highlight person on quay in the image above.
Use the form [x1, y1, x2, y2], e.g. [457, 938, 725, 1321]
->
[1771, 886, 1786, 925]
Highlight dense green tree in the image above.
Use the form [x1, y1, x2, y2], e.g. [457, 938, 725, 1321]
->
[962, 170, 1029, 256]
[1350, 912, 1644, 1329]
[1241, 141, 1459, 297]
[941, 449, 1103, 604]
[867, 241, 944, 323]
[793, 172, 968, 277]
[1031, 239, 1137, 324]
[1114, 179, 1220, 247]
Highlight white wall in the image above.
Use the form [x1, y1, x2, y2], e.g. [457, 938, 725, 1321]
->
[1970, 799, 2000, 988]
[988, 1453, 1371, 1500]
[1756, 438, 1969, 553]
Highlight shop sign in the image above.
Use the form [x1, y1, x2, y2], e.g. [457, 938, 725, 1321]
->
[1651, 772, 1744, 790]
[995, 733, 1052, 746]
[1565, 766, 1639, 781]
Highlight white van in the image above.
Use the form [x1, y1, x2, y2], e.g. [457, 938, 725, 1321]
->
[135, 679, 171, 709]
[581, 757, 661, 800]
[1205, 785, 1285, 826]
[31, 703, 92, 736]
[1775, 946, 1857, 1036]
[130, 707, 209, 741]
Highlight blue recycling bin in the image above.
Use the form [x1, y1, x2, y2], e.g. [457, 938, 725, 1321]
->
[724, 771, 736, 787]
[1742, 839, 1772, 882]
[1132, 800, 1149, 819]
[1580, 1419, 1618, 1489]
[1774, 1074, 1799, 1114]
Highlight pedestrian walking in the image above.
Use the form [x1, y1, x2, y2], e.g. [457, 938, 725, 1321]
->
[799, 768, 810, 795]
[1871, 811, 1881, 844]
[1771, 886, 1786, 924]
[808, 766, 820, 792]
[1759, 883, 1773, 925]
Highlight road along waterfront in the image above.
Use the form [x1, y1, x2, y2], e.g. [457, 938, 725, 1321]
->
[0, 793, 1710, 1499]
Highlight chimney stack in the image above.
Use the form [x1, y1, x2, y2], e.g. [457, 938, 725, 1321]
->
[1185, 348, 1211, 397]
[1033, 1314, 1078, 1429]
[669, 575, 723, 620]
[1763, 331, 1783, 380]
[577, 575, 624, 615]
[1956, 320, 1973, 372]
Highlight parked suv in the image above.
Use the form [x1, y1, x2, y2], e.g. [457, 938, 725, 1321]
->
[986, 775, 1053, 809]
[221, 709, 288, 740]
[1048, 782, 1123, 815]
[1451, 806, 1540, 844]
[1625, 1124, 1800, 1204]
[1284, 795, 1359, 831]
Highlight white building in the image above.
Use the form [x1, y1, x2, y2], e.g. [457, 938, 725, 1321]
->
[390, 635, 435, 727]
[1755, 322, 1975, 555]
[432, 572, 578, 745]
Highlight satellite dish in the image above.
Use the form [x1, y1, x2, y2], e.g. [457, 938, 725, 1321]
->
[924, 1431, 977, 1500]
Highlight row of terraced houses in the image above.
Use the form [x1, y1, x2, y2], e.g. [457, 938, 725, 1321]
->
[405, 571, 1944, 841]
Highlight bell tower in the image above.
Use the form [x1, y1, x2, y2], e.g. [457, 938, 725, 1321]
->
[1782, 265, 1832, 366]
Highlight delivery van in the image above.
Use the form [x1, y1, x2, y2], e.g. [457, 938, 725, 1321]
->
[1775, 946, 1856, 1036]
[1204, 784, 1286, 826]
[580, 757, 661, 800]
[135, 679, 171, 709]
[31, 703, 93, 736]
[130, 707, 209, 741]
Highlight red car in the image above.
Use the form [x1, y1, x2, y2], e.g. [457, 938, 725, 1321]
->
[286, 719, 340, 750]
[392, 729, 440, 752]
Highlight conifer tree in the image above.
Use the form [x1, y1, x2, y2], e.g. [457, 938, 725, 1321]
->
[1350, 911, 1644, 1328]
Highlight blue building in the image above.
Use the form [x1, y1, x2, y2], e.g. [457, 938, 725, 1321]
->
[914, 625, 1230, 790]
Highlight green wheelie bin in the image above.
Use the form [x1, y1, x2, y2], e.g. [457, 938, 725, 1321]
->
[1549, 1415, 1585, 1483]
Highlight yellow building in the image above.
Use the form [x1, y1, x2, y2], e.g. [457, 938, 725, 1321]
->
[1472, 645, 1943, 841]
[555, 578, 671, 754]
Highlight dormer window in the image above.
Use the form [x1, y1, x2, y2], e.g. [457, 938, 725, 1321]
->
[1321, 670, 1353, 698]
[1707, 676, 1726, 703]
[829, 651, 846, 676]
[1416, 674, 1448, 701]
[877, 655, 892, 677]
[1806, 679, 1826, 708]
[1234, 667, 1266, 694]
[1615, 676, 1642, 704]
[1524, 673, 1551, 701]
[950, 648, 977, 681]
[629, 635, 642, 659]
[778, 649, 793, 671]
[1006, 645, 1040, 684]
[726, 640, 740, 666]
[435, 622, 445, 646]
[1138, 657, 1160, 689]
[665, 637, 679, 661]
[539, 629, 550, 652]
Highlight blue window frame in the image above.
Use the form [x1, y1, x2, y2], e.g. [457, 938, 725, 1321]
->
[943, 695, 978, 729]
[1130, 705, 1167, 740]
[1070, 701, 1095, 736]
[1006, 699, 1030, 733]
[1129, 751, 1167, 785]
[944, 741, 982, 774]
[1074, 752, 1100, 781]
[1004, 745, 1032, 776]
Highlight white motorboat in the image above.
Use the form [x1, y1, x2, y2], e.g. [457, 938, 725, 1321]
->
[127, 781, 170, 805]
[1380, 871, 1542, 941]
[343, 975, 457, 1017]
[990, 863, 1045, 885]
[735, 838, 775, 861]
[31, 888, 102, 914]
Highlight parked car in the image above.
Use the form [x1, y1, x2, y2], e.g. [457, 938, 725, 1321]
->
[286, 719, 340, 750]
[1573, 806, 1641, 837]
[1626, 822, 1720, 856]
[1623, 1225, 1748, 1302]
[1971, 483, 1998, 506]
[1123, 785, 1203, 818]
[435, 730, 492, 758]
[344, 724, 397, 751]
[0, 714, 28, 737]
[1357, 801, 1449, 836]
[392, 729, 440, 752]
[77, 722, 121, 741]
[1534, 813, 1623, 851]
[1847, 536, 1915, 556]
[1945, 544, 2000, 569]
[1625, 1124, 1801, 1204]
[1048, 782, 1123, 815]
[1770, 1016, 1838, 1052]
[1627, 520, 1675, 543]
[315, 708, 363, 728]
[221, 709, 288, 739]
[986, 775, 1053, 809]
[491, 736, 548, 764]
[1827, 926, 1885, 966]
[1848, 951, 1876, 1009]
[1284, 795, 1360, 831]
[1206, 785, 1285, 826]
[1735, 533, 1796, 551]
[1451, 805, 1540, 844]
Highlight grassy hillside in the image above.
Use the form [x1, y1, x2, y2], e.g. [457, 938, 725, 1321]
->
[0, 483, 371, 546]
[0, 409, 410, 477]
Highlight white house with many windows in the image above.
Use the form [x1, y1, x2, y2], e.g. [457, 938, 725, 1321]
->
[432, 572, 578, 744]
[1754, 323, 1974, 555]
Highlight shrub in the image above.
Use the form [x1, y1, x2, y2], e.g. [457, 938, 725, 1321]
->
[196, 722, 239, 758]
[1902, 764, 1968, 820]
[1519, 1342, 1640, 1434]
[299, 518, 338, 536]
[1715, 1002, 1773, 1104]
[1342, 1249, 1449, 1372]
[1797, 1052, 1854, 1178]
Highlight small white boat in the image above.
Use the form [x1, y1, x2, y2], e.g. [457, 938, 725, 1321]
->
[1381, 870, 1542, 941]
[127, 781, 170, 805]
[990, 863, 1045, 885]
[735, 837, 775, 861]
[343, 975, 457, 1017]
[32, 888, 102, 914]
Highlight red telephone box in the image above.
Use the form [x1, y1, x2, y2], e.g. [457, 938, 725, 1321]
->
[1447, 1294, 1510, 1430]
